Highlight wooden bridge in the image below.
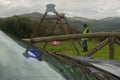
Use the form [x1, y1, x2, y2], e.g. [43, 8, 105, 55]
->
[23, 32, 120, 59]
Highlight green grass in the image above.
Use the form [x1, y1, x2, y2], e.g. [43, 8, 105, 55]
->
[35, 41, 120, 60]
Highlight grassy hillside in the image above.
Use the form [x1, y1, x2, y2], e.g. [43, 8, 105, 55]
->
[35, 41, 120, 60]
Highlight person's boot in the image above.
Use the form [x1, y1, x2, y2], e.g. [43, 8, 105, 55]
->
[82, 49, 88, 52]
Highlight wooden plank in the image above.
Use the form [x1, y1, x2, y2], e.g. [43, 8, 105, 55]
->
[23, 32, 120, 43]
[85, 38, 108, 56]
[108, 37, 115, 59]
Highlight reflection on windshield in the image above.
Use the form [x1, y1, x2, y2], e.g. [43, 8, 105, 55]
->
[0, 31, 66, 80]
[23, 47, 42, 61]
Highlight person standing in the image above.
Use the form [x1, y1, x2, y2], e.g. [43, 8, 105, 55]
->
[82, 24, 89, 52]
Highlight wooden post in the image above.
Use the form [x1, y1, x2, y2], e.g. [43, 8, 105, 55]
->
[77, 40, 82, 47]
[63, 17, 74, 33]
[108, 37, 115, 59]
[85, 38, 108, 56]
[31, 12, 47, 41]
[115, 38, 120, 46]
[71, 40, 80, 55]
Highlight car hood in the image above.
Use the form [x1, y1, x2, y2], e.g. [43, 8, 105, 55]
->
[67, 55, 120, 78]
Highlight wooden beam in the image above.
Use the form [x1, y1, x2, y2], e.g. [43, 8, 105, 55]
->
[44, 18, 60, 20]
[108, 37, 115, 59]
[70, 40, 80, 55]
[23, 32, 120, 43]
[85, 38, 108, 56]
[31, 12, 47, 39]
[64, 17, 74, 33]
[77, 40, 82, 47]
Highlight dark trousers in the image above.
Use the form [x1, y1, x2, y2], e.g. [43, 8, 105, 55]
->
[82, 40, 88, 51]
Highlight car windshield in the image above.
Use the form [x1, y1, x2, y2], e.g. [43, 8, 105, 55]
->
[0, 30, 119, 80]
[0, 30, 95, 80]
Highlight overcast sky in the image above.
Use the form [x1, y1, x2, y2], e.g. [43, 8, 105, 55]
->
[0, 0, 120, 19]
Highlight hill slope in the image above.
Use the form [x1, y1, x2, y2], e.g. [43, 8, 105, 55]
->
[18, 12, 120, 32]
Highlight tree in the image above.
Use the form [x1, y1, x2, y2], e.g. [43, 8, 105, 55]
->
[1, 16, 35, 38]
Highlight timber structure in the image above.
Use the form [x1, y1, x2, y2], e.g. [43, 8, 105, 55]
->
[24, 32, 120, 59]
[28, 4, 120, 59]
[31, 4, 81, 55]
